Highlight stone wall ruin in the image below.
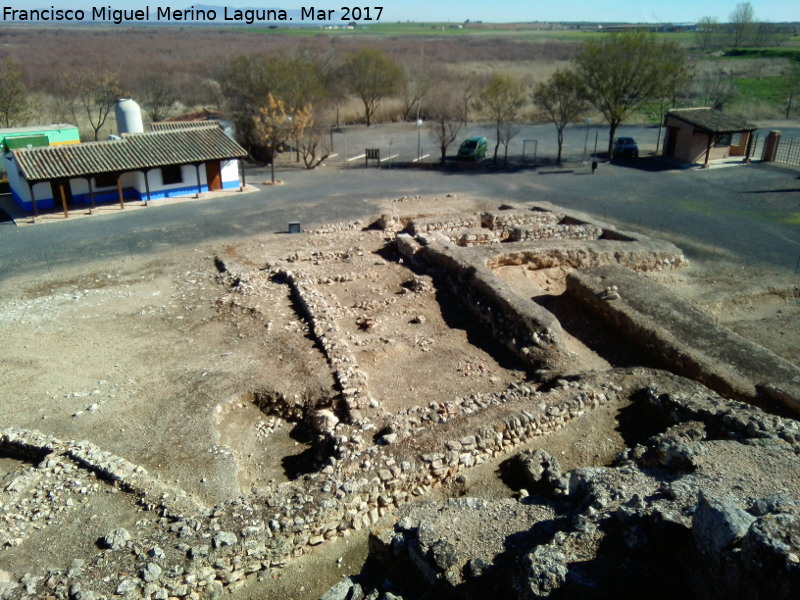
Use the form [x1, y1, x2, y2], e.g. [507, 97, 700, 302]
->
[2, 201, 799, 600]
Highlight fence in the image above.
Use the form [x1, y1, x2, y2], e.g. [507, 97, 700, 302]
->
[763, 134, 800, 167]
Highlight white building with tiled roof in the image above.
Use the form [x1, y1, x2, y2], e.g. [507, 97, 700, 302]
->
[6, 121, 249, 217]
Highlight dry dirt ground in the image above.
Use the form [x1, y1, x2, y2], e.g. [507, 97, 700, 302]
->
[1, 193, 799, 599]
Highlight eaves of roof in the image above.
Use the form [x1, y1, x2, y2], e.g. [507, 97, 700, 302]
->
[667, 108, 758, 134]
[12, 124, 248, 182]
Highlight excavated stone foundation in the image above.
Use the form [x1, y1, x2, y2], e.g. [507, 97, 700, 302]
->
[1, 202, 798, 600]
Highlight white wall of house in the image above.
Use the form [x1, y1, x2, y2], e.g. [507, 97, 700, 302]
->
[7, 154, 242, 212]
[5, 157, 29, 203]
[221, 159, 240, 188]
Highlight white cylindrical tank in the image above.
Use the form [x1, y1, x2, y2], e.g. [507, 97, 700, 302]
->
[115, 98, 144, 136]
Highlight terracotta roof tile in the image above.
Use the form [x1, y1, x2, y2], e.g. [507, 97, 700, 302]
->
[667, 108, 758, 133]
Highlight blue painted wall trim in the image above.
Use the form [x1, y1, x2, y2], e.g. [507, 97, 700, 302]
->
[12, 177, 241, 212]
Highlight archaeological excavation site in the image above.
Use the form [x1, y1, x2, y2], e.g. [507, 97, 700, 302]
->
[1, 197, 799, 600]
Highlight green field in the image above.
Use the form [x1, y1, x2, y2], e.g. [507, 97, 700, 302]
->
[734, 76, 789, 106]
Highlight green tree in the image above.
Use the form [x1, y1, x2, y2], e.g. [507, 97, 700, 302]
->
[341, 48, 402, 126]
[532, 69, 588, 164]
[274, 55, 328, 111]
[572, 32, 687, 158]
[477, 73, 527, 164]
[221, 53, 328, 152]
[65, 69, 124, 140]
[0, 61, 32, 127]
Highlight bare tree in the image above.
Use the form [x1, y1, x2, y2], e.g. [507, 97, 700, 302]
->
[136, 71, 177, 122]
[398, 54, 435, 122]
[695, 17, 723, 51]
[687, 68, 737, 110]
[425, 85, 465, 162]
[64, 69, 124, 140]
[477, 73, 527, 164]
[532, 69, 588, 164]
[730, 2, 756, 49]
[498, 121, 521, 168]
[457, 73, 483, 126]
[752, 21, 788, 48]
[341, 48, 402, 126]
[0, 61, 33, 127]
[297, 108, 331, 169]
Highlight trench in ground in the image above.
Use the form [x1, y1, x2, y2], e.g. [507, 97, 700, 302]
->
[489, 260, 663, 371]
[214, 389, 337, 492]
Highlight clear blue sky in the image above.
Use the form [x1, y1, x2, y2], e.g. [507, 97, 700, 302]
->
[375, 0, 797, 24]
[26, 0, 800, 23]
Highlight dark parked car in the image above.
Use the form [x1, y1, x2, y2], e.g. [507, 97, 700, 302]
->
[614, 137, 639, 158]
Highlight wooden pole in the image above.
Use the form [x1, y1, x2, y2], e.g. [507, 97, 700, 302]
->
[117, 174, 125, 209]
[59, 182, 68, 218]
[744, 131, 754, 164]
[195, 164, 202, 198]
[143, 170, 151, 206]
[87, 178, 96, 213]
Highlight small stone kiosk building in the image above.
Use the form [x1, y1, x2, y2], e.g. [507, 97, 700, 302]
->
[662, 108, 758, 167]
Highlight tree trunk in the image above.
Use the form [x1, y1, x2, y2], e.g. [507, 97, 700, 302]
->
[655, 124, 663, 155]
[556, 128, 564, 164]
[363, 99, 372, 127]
[493, 122, 501, 164]
[270, 142, 276, 184]
[607, 122, 620, 158]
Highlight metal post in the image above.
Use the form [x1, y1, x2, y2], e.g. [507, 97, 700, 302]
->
[417, 118, 423, 161]
[583, 118, 592, 163]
